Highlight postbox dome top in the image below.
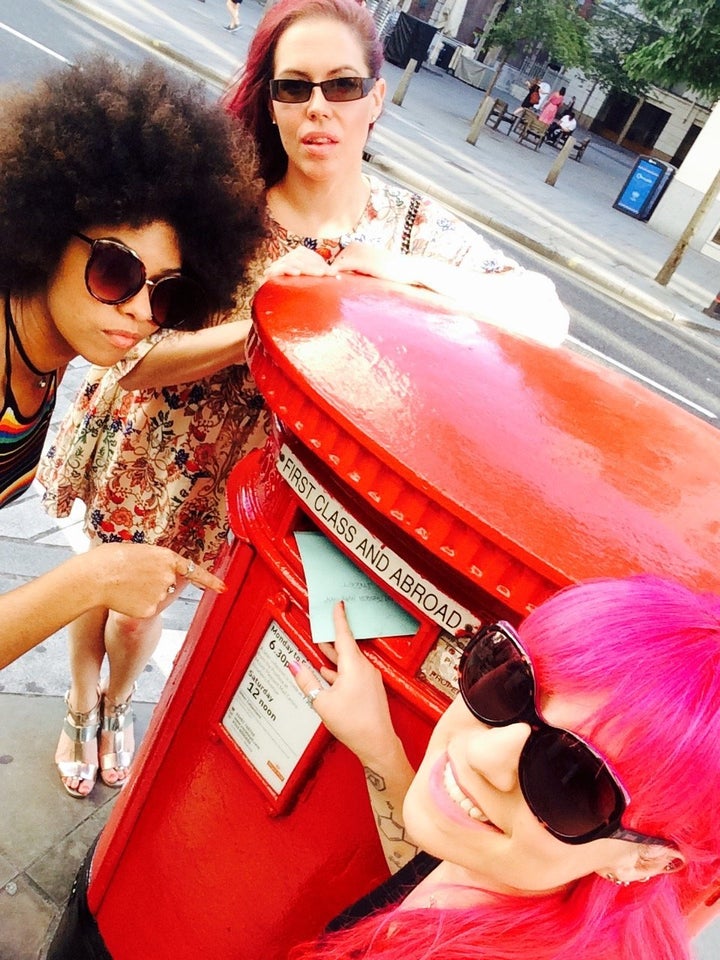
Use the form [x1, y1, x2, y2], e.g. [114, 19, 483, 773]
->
[250, 275, 720, 608]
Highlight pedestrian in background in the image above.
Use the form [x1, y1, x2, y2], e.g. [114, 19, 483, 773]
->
[513, 76, 540, 117]
[546, 108, 577, 146]
[539, 86, 567, 125]
[225, 0, 241, 30]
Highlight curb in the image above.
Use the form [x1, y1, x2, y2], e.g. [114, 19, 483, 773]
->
[56, 0, 719, 338]
[366, 151, 719, 336]
[57, 0, 231, 88]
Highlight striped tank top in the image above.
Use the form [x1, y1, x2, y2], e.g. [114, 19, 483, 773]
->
[0, 296, 57, 509]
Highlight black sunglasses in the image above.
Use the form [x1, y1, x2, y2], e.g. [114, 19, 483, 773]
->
[269, 77, 376, 103]
[74, 232, 208, 330]
[458, 622, 669, 847]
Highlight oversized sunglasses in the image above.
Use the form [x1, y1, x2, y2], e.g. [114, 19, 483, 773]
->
[269, 77, 376, 103]
[74, 232, 208, 330]
[458, 622, 668, 847]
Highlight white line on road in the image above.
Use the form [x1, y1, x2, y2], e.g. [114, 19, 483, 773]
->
[0, 22, 73, 63]
[568, 335, 717, 420]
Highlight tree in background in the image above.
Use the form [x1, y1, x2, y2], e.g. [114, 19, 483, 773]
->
[485, 0, 590, 72]
[466, 0, 589, 143]
[622, 0, 720, 285]
[625, 0, 720, 101]
[581, 0, 657, 107]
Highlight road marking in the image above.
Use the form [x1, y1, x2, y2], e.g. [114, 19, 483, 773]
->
[568, 335, 717, 420]
[0, 22, 73, 63]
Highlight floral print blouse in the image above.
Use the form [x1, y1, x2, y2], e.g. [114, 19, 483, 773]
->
[37, 177, 511, 564]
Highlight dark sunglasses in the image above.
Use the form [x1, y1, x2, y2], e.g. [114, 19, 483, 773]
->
[269, 77, 376, 103]
[74, 232, 208, 330]
[458, 622, 668, 847]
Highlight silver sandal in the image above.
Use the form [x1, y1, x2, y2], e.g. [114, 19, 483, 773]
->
[100, 685, 136, 788]
[57, 690, 101, 798]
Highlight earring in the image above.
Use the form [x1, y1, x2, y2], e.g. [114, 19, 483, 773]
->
[604, 873, 631, 887]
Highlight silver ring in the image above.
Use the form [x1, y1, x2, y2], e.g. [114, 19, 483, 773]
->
[167, 584, 176, 595]
[184, 560, 196, 577]
[303, 687, 322, 707]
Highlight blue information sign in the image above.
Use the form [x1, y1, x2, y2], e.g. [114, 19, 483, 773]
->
[614, 157, 668, 220]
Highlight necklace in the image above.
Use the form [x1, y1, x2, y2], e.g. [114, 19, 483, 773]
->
[5, 295, 55, 389]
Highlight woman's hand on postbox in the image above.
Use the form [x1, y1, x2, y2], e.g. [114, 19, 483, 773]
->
[330, 243, 408, 283]
[263, 247, 338, 279]
[291, 602, 418, 873]
[292, 601, 405, 770]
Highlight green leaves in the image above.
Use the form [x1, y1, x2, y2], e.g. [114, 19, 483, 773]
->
[585, 0, 659, 97]
[625, 0, 720, 99]
[486, 0, 590, 71]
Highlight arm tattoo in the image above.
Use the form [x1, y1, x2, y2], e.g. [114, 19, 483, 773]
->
[364, 766, 419, 871]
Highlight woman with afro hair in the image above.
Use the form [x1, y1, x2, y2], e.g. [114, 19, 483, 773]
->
[0, 53, 265, 791]
[0, 54, 266, 668]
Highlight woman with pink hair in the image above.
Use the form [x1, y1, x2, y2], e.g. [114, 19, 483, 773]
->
[291, 576, 720, 960]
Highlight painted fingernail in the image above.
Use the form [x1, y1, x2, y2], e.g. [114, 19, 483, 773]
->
[287, 660, 300, 677]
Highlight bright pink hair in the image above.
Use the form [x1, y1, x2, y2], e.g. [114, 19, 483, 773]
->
[291, 576, 720, 960]
[221, 0, 383, 187]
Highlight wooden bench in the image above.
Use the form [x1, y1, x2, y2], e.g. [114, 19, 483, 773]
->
[516, 115, 549, 150]
[546, 133, 591, 162]
[570, 136, 591, 162]
[485, 98, 516, 135]
[512, 107, 536, 137]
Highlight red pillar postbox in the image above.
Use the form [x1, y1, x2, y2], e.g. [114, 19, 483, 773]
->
[48, 275, 720, 958]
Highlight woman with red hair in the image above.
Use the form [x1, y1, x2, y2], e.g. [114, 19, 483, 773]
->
[222, 0, 569, 347]
[40, 0, 568, 801]
[291, 577, 720, 960]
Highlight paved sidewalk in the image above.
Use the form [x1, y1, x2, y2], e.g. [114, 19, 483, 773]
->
[0, 1, 718, 956]
[56, 0, 720, 335]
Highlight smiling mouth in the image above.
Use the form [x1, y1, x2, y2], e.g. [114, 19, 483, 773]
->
[443, 761, 495, 825]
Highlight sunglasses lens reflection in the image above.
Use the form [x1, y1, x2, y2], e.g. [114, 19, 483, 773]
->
[461, 630, 533, 724]
[521, 729, 622, 841]
[323, 77, 367, 101]
[86, 242, 145, 303]
[150, 276, 208, 330]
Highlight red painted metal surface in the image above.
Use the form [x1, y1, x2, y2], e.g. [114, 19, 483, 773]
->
[251, 275, 720, 595]
[85, 275, 720, 957]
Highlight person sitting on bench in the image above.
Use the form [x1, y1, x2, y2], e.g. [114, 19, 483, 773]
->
[546, 108, 577, 145]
